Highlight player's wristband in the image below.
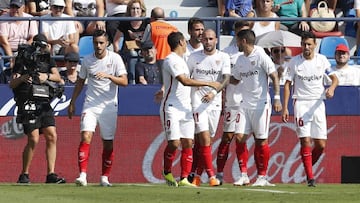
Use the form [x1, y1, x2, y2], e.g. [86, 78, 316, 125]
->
[274, 95, 280, 100]
[211, 89, 217, 95]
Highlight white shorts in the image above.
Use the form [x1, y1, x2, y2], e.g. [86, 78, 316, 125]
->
[160, 105, 195, 141]
[223, 105, 240, 133]
[235, 105, 271, 139]
[81, 105, 118, 140]
[293, 99, 327, 139]
[193, 107, 221, 137]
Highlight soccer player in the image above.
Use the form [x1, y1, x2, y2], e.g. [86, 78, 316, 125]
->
[184, 17, 204, 61]
[159, 31, 221, 187]
[232, 29, 282, 187]
[215, 21, 251, 186]
[282, 31, 338, 187]
[187, 29, 231, 187]
[67, 30, 128, 187]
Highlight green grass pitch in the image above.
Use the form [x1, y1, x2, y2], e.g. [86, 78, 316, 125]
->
[0, 183, 359, 203]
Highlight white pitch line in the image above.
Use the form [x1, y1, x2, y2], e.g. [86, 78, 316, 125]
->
[244, 188, 298, 194]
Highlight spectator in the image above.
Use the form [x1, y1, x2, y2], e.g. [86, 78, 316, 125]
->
[184, 17, 204, 61]
[27, 0, 51, 16]
[0, 0, 10, 16]
[64, 0, 105, 44]
[135, 40, 161, 85]
[117, 0, 148, 85]
[41, 0, 78, 56]
[270, 46, 289, 85]
[0, 0, 38, 68]
[0, 68, 12, 83]
[252, 0, 280, 37]
[355, 0, 360, 54]
[273, 0, 309, 36]
[105, 0, 129, 53]
[223, 0, 254, 35]
[142, 7, 178, 69]
[59, 51, 80, 85]
[328, 44, 360, 86]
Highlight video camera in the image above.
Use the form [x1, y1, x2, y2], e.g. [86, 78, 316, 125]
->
[14, 43, 64, 124]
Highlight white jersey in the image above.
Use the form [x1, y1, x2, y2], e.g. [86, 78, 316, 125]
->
[286, 53, 334, 100]
[331, 65, 360, 86]
[222, 44, 243, 107]
[232, 46, 276, 109]
[161, 52, 192, 110]
[79, 50, 127, 109]
[187, 50, 231, 110]
[184, 42, 203, 61]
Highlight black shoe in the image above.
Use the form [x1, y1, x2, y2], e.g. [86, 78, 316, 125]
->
[187, 173, 195, 183]
[17, 173, 30, 184]
[46, 173, 66, 184]
[307, 179, 316, 187]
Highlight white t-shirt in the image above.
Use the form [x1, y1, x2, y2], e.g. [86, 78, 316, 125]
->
[286, 53, 334, 100]
[79, 50, 127, 109]
[355, 0, 360, 9]
[41, 13, 77, 52]
[328, 65, 360, 86]
[232, 46, 276, 109]
[222, 44, 243, 107]
[187, 50, 231, 110]
[105, 0, 127, 16]
[252, 12, 278, 37]
[161, 52, 192, 109]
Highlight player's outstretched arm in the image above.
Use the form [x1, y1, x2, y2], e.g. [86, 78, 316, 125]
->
[176, 74, 221, 90]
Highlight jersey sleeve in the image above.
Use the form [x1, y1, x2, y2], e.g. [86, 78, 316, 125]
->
[113, 53, 127, 76]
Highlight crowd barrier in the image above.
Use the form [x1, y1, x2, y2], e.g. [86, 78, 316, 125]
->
[0, 85, 359, 184]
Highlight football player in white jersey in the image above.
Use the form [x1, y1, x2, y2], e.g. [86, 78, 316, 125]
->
[282, 31, 338, 187]
[232, 29, 282, 187]
[184, 17, 204, 61]
[187, 29, 231, 186]
[215, 21, 252, 186]
[68, 30, 128, 187]
[159, 31, 221, 187]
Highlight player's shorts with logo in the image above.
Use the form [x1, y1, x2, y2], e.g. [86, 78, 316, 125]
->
[293, 99, 327, 139]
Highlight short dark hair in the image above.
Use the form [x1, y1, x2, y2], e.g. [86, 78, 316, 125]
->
[167, 31, 185, 51]
[93, 29, 109, 41]
[234, 20, 250, 30]
[188, 17, 204, 31]
[300, 31, 316, 44]
[236, 29, 256, 45]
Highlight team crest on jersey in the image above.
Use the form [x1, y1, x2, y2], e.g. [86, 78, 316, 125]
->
[216, 60, 221, 66]
[251, 61, 256, 66]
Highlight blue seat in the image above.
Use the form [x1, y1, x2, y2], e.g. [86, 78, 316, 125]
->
[78, 36, 94, 57]
[345, 9, 357, 38]
[319, 37, 350, 66]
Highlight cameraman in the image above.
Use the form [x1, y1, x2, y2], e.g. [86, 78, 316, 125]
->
[9, 33, 66, 184]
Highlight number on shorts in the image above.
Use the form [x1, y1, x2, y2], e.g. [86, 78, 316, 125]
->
[81, 112, 86, 122]
[295, 117, 304, 127]
[225, 111, 231, 122]
[236, 113, 240, 123]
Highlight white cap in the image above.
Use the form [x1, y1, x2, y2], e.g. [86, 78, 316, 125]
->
[51, 0, 65, 7]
